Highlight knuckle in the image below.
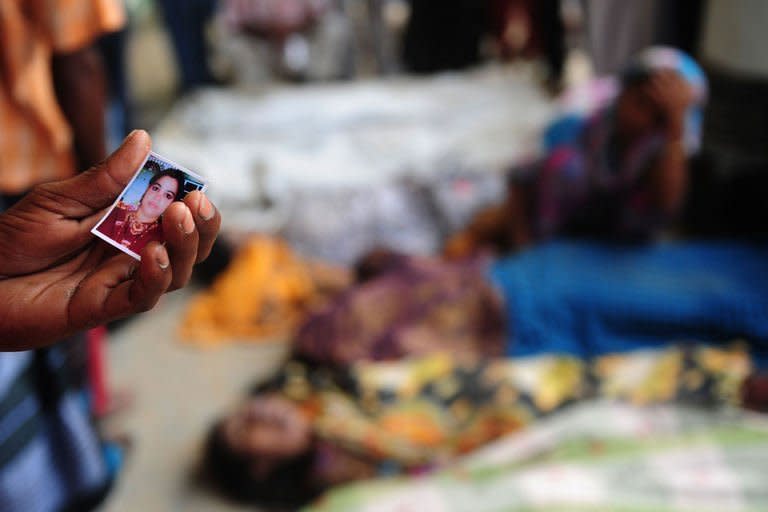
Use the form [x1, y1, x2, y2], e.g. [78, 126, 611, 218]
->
[30, 183, 57, 204]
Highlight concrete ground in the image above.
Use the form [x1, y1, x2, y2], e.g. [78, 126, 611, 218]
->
[101, 289, 289, 512]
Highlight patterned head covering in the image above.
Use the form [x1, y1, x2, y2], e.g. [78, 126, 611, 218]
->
[621, 46, 708, 154]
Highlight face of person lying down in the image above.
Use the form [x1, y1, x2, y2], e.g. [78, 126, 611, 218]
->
[222, 395, 312, 461]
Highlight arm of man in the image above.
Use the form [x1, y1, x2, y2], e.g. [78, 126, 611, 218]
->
[646, 71, 695, 217]
[649, 136, 688, 217]
[47, 0, 125, 169]
[52, 41, 108, 169]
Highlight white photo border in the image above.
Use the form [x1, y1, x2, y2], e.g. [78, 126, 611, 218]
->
[91, 151, 209, 261]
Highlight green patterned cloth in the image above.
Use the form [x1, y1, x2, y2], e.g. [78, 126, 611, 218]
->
[307, 402, 768, 512]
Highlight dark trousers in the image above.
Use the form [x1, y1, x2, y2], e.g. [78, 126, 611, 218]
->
[534, 0, 565, 83]
[157, 0, 218, 92]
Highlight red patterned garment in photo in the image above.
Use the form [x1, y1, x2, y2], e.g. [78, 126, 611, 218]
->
[98, 203, 164, 254]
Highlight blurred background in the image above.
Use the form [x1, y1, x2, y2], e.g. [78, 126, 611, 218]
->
[10, 1, 768, 511]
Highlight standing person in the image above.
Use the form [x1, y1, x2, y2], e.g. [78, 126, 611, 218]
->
[0, 1, 126, 509]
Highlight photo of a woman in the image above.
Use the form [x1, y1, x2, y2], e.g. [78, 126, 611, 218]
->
[93, 153, 207, 259]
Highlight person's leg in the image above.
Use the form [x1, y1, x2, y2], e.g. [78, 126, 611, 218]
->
[534, 0, 565, 90]
[402, 0, 488, 73]
[157, 0, 217, 92]
[97, 28, 131, 146]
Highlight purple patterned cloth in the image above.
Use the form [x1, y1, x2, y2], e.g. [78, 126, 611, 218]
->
[294, 255, 505, 367]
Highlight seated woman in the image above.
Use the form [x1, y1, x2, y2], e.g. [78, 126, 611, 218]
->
[445, 47, 708, 258]
[97, 167, 185, 255]
[204, 344, 751, 508]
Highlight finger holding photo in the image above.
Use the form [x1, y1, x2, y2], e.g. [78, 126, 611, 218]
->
[184, 190, 221, 263]
[163, 190, 222, 290]
[162, 200, 199, 291]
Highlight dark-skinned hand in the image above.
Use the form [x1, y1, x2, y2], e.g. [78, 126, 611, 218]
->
[0, 130, 221, 350]
[645, 70, 694, 138]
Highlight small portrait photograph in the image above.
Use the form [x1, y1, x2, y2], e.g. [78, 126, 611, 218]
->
[92, 152, 208, 260]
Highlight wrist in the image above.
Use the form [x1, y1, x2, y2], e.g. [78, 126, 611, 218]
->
[665, 123, 685, 142]
[664, 138, 686, 153]
[663, 110, 685, 136]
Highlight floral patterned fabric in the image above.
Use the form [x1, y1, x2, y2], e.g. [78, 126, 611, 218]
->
[258, 344, 751, 468]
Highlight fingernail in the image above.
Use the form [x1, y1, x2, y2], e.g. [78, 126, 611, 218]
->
[119, 129, 148, 152]
[199, 194, 214, 220]
[181, 207, 195, 234]
[121, 130, 139, 146]
[156, 249, 170, 270]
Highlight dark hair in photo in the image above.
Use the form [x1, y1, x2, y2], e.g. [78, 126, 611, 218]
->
[144, 160, 162, 174]
[201, 421, 319, 510]
[147, 168, 186, 202]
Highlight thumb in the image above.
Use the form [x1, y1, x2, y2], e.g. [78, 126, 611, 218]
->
[45, 130, 152, 217]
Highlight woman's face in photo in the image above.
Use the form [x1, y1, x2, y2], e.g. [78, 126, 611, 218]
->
[140, 175, 179, 220]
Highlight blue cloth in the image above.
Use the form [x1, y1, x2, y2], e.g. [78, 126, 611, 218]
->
[0, 348, 110, 512]
[0, 193, 111, 512]
[543, 114, 587, 152]
[490, 241, 768, 366]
